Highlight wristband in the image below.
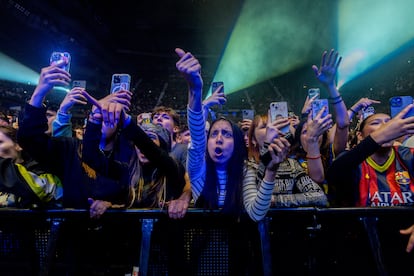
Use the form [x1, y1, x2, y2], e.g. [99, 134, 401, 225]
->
[350, 108, 357, 114]
[331, 98, 343, 105]
[328, 95, 341, 102]
[306, 154, 321, 160]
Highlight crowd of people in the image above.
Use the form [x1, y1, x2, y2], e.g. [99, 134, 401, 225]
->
[1, 47, 414, 274]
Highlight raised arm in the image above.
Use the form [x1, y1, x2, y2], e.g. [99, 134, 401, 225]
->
[312, 49, 349, 156]
[175, 48, 206, 201]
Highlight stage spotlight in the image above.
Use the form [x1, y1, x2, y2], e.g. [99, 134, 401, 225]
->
[338, 0, 414, 88]
[0, 52, 39, 85]
[207, 0, 334, 98]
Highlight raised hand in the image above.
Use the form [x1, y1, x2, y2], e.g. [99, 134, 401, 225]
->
[30, 63, 71, 107]
[94, 90, 133, 127]
[175, 48, 203, 92]
[203, 83, 226, 109]
[58, 87, 89, 113]
[312, 49, 342, 87]
[371, 104, 414, 145]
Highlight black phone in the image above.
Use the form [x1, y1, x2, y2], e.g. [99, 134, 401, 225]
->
[212, 81, 224, 94]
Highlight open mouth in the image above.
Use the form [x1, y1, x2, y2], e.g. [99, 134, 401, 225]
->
[214, 147, 223, 156]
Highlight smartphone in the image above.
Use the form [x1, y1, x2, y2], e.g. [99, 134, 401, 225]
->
[212, 81, 224, 94]
[242, 109, 254, 120]
[308, 88, 320, 99]
[269, 101, 289, 134]
[50, 51, 71, 72]
[72, 80, 87, 89]
[110, 74, 131, 93]
[312, 99, 329, 119]
[361, 105, 375, 120]
[390, 96, 414, 118]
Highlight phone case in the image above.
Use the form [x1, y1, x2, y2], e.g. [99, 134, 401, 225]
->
[212, 81, 224, 93]
[361, 106, 375, 119]
[308, 88, 320, 99]
[312, 99, 329, 119]
[72, 80, 86, 89]
[110, 74, 131, 93]
[390, 96, 414, 118]
[242, 109, 254, 120]
[269, 101, 289, 134]
[50, 51, 71, 72]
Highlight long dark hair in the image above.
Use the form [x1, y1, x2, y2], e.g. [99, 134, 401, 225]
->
[196, 118, 247, 217]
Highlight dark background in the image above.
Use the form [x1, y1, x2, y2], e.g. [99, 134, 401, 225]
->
[0, 0, 413, 118]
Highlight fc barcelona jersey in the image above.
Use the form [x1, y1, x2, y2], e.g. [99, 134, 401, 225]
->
[358, 146, 414, 206]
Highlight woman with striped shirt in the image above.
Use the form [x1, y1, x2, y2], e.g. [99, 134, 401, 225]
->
[175, 48, 247, 217]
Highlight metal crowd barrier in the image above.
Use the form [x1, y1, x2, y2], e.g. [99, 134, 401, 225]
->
[0, 207, 413, 276]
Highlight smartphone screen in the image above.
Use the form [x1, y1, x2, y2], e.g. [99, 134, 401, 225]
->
[212, 81, 224, 94]
[312, 99, 329, 119]
[390, 96, 414, 118]
[50, 51, 71, 72]
[110, 74, 131, 93]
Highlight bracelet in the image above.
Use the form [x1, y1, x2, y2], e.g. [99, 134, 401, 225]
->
[331, 98, 343, 105]
[328, 95, 341, 102]
[349, 108, 358, 114]
[306, 154, 321, 160]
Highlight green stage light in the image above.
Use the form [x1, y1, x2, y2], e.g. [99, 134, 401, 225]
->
[0, 52, 39, 85]
[338, 0, 414, 88]
[0, 52, 70, 93]
[208, 0, 333, 98]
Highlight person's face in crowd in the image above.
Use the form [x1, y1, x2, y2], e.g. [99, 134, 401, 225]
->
[207, 119, 234, 167]
[299, 122, 323, 152]
[242, 128, 249, 148]
[137, 131, 161, 164]
[177, 129, 191, 144]
[74, 128, 84, 140]
[153, 112, 175, 134]
[0, 130, 21, 159]
[45, 109, 57, 135]
[359, 113, 393, 147]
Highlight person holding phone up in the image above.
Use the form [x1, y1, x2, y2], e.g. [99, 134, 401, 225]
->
[292, 49, 349, 201]
[326, 105, 414, 272]
[17, 59, 129, 209]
